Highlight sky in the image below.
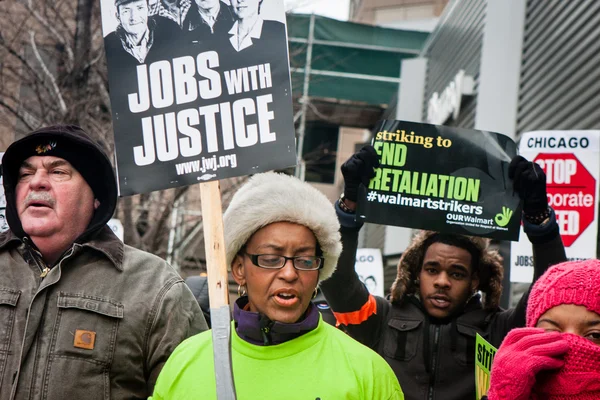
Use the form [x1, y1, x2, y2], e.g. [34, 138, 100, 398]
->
[285, 0, 350, 21]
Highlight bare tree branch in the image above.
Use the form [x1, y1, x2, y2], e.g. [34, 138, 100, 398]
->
[121, 196, 142, 247]
[149, 187, 189, 252]
[25, 0, 75, 68]
[0, 98, 36, 131]
[28, 31, 68, 115]
[0, 42, 56, 101]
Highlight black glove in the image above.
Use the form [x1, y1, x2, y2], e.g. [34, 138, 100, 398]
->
[341, 145, 380, 202]
[508, 155, 548, 215]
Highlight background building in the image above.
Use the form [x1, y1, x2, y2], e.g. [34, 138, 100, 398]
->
[385, 0, 600, 306]
[287, 13, 428, 202]
[350, 0, 448, 31]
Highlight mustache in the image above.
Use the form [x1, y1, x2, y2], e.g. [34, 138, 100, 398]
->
[24, 192, 55, 207]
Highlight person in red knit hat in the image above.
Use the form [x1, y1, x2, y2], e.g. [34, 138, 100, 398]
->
[485, 259, 600, 400]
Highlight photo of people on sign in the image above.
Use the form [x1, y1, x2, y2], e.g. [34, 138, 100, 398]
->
[100, 0, 295, 195]
[356, 120, 522, 241]
[354, 248, 385, 297]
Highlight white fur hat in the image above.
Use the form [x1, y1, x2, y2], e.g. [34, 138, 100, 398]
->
[223, 172, 342, 282]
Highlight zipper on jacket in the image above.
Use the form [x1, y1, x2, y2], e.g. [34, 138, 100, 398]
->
[261, 326, 271, 346]
[9, 244, 76, 400]
[23, 237, 50, 279]
[259, 315, 274, 345]
[427, 325, 440, 400]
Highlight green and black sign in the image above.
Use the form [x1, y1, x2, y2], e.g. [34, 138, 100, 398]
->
[357, 120, 521, 241]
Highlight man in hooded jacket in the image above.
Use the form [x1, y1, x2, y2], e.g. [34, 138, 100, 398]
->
[320, 146, 567, 400]
[0, 125, 207, 400]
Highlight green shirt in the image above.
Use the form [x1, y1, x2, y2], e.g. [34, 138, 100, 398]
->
[151, 318, 403, 399]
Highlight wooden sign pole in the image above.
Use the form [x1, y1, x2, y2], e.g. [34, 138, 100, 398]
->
[200, 180, 237, 400]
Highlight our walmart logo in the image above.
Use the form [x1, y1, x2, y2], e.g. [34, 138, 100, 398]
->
[494, 206, 513, 227]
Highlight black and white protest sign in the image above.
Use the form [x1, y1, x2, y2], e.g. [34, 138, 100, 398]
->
[100, 0, 296, 195]
[355, 249, 384, 297]
[357, 120, 521, 241]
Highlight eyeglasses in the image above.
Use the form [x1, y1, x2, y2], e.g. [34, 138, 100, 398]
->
[244, 253, 324, 271]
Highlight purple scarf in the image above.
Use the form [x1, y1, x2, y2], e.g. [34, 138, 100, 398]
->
[233, 296, 320, 346]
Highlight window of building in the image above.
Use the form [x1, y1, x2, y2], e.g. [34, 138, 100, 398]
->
[302, 121, 339, 184]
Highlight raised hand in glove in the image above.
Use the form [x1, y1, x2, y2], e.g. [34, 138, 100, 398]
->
[509, 155, 548, 216]
[341, 145, 380, 202]
[486, 328, 569, 400]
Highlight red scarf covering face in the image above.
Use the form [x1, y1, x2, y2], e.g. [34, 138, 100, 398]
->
[532, 333, 600, 400]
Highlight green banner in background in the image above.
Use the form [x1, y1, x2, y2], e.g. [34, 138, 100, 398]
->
[357, 120, 521, 241]
[475, 334, 497, 399]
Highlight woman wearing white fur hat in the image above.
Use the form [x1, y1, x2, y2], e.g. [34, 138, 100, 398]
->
[151, 172, 404, 400]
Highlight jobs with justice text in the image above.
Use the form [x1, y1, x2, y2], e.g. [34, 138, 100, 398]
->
[100, 0, 295, 195]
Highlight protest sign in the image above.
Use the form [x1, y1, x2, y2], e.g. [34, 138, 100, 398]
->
[355, 248, 385, 297]
[100, 2, 298, 397]
[357, 120, 521, 241]
[100, 0, 296, 196]
[510, 130, 600, 282]
[475, 334, 497, 400]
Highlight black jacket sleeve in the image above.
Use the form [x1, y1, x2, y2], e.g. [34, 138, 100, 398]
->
[319, 201, 388, 349]
[490, 208, 566, 343]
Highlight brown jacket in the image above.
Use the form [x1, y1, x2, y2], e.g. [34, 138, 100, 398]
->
[0, 227, 207, 400]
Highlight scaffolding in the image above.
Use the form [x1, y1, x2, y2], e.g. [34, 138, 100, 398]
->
[286, 14, 429, 177]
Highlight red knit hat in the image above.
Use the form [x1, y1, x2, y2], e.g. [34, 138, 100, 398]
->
[526, 259, 600, 327]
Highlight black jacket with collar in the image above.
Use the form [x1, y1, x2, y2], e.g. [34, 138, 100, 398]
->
[181, 0, 234, 45]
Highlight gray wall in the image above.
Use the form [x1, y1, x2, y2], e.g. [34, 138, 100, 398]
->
[517, 0, 600, 259]
[516, 0, 600, 134]
[359, 223, 387, 250]
[422, 0, 486, 128]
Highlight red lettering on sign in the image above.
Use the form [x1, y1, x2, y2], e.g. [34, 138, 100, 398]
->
[535, 153, 596, 247]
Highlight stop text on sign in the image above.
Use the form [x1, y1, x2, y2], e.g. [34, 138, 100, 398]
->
[534, 153, 596, 247]
[536, 158, 576, 184]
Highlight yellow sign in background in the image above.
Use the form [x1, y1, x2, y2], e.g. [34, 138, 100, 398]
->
[475, 333, 497, 399]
